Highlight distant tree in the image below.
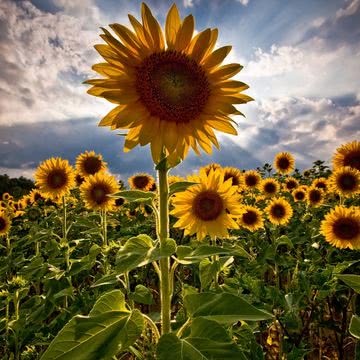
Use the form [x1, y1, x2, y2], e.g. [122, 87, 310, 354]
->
[0, 174, 35, 199]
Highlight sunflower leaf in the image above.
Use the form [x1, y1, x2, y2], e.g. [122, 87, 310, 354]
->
[169, 181, 198, 195]
[349, 315, 360, 339]
[334, 274, 360, 293]
[111, 190, 155, 203]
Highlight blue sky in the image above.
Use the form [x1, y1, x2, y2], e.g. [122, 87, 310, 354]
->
[0, 0, 359, 180]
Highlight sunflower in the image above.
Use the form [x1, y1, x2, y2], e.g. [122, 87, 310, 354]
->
[171, 169, 243, 240]
[320, 206, 360, 249]
[128, 173, 155, 191]
[80, 172, 119, 211]
[273, 152, 295, 174]
[202, 163, 222, 176]
[243, 170, 261, 190]
[303, 169, 312, 177]
[333, 140, 360, 171]
[0, 212, 11, 236]
[284, 177, 299, 191]
[0, 201, 6, 210]
[76, 151, 107, 177]
[223, 167, 243, 188]
[266, 197, 293, 225]
[306, 186, 324, 207]
[85, 3, 252, 164]
[2, 193, 12, 201]
[29, 189, 44, 204]
[312, 178, 328, 192]
[20, 195, 31, 208]
[238, 205, 264, 231]
[260, 178, 280, 197]
[35, 158, 75, 200]
[328, 167, 360, 197]
[292, 186, 307, 202]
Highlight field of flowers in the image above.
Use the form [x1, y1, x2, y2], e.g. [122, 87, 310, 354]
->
[1, 2, 359, 359]
[0, 142, 359, 359]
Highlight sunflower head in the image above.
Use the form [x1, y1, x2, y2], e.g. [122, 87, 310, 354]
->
[29, 189, 44, 204]
[223, 167, 243, 188]
[202, 163, 222, 176]
[243, 170, 261, 190]
[35, 158, 75, 200]
[320, 206, 360, 249]
[333, 141, 360, 171]
[274, 152, 295, 174]
[284, 177, 299, 191]
[0, 212, 11, 236]
[306, 187, 324, 207]
[266, 197, 293, 225]
[76, 151, 107, 177]
[171, 169, 242, 240]
[80, 172, 120, 211]
[303, 169, 312, 177]
[128, 173, 155, 191]
[260, 178, 279, 197]
[238, 205, 264, 231]
[312, 178, 328, 192]
[292, 186, 307, 202]
[85, 3, 252, 164]
[2, 193, 12, 201]
[329, 166, 360, 197]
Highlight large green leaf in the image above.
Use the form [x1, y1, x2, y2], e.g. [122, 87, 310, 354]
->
[116, 235, 176, 274]
[199, 258, 219, 289]
[177, 245, 251, 264]
[111, 190, 155, 203]
[41, 290, 144, 360]
[157, 318, 246, 360]
[335, 274, 360, 293]
[349, 315, 360, 339]
[184, 292, 272, 323]
[169, 181, 198, 195]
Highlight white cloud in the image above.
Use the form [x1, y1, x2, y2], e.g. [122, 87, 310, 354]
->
[336, 0, 360, 19]
[183, 0, 194, 8]
[237, 0, 250, 6]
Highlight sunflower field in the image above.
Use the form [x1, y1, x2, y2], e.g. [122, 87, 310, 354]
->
[1, 3, 360, 360]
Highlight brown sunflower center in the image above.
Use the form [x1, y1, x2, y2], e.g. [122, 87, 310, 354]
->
[243, 210, 258, 225]
[338, 173, 357, 191]
[47, 170, 67, 189]
[136, 50, 210, 123]
[34, 192, 43, 201]
[309, 189, 321, 203]
[193, 191, 224, 221]
[333, 218, 359, 240]
[344, 151, 360, 170]
[277, 157, 290, 170]
[132, 176, 151, 190]
[286, 180, 297, 190]
[264, 182, 277, 194]
[295, 191, 305, 200]
[0, 217, 6, 231]
[271, 204, 286, 218]
[83, 157, 102, 175]
[90, 184, 110, 204]
[224, 173, 240, 186]
[245, 175, 258, 187]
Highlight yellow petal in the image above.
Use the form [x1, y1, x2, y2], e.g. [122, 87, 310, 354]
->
[207, 119, 238, 135]
[209, 63, 243, 80]
[202, 46, 232, 69]
[165, 4, 181, 49]
[141, 3, 165, 50]
[189, 28, 211, 63]
[174, 15, 194, 51]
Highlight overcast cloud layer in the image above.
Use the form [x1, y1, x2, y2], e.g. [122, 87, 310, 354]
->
[0, 0, 359, 180]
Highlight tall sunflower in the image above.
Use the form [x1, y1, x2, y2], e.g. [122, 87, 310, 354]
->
[76, 151, 107, 177]
[29, 189, 44, 204]
[85, 3, 252, 164]
[260, 178, 280, 197]
[0, 212, 11, 237]
[332, 141, 360, 171]
[266, 197, 293, 225]
[2, 193, 12, 201]
[238, 205, 264, 231]
[320, 206, 360, 249]
[128, 173, 155, 191]
[80, 172, 120, 211]
[284, 177, 299, 192]
[35, 158, 75, 200]
[171, 169, 243, 240]
[274, 152, 295, 174]
[243, 170, 261, 191]
[306, 187, 324, 207]
[329, 167, 360, 197]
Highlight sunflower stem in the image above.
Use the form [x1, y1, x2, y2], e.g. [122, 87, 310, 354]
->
[62, 196, 70, 308]
[157, 156, 171, 335]
[101, 210, 109, 273]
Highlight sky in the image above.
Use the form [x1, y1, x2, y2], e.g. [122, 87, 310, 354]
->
[0, 0, 359, 180]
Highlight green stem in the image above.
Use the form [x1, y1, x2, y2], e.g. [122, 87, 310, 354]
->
[62, 196, 70, 308]
[6, 234, 11, 257]
[102, 210, 108, 247]
[158, 157, 171, 335]
[143, 314, 160, 342]
[124, 272, 134, 309]
[14, 290, 20, 321]
[101, 210, 109, 273]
